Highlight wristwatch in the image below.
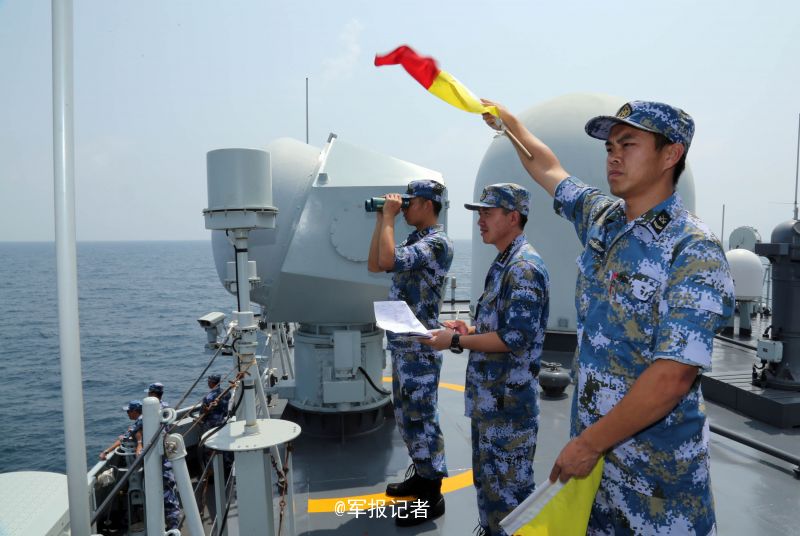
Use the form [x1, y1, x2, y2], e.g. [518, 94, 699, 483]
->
[449, 332, 464, 354]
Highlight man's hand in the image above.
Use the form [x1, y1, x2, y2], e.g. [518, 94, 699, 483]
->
[420, 329, 454, 351]
[481, 99, 508, 131]
[480, 97, 568, 197]
[442, 319, 470, 335]
[99, 450, 108, 460]
[382, 193, 403, 218]
[549, 434, 603, 483]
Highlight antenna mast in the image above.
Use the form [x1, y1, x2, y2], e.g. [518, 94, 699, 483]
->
[721, 203, 726, 246]
[305, 77, 309, 144]
[794, 112, 799, 220]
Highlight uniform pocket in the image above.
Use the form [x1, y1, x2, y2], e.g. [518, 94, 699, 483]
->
[500, 383, 539, 419]
[608, 272, 662, 343]
[397, 353, 441, 422]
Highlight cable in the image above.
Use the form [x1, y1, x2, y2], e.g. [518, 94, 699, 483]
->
[167, 325, 234, 426]
[215, 465, 238, 536]
[358, 366, 391, 396]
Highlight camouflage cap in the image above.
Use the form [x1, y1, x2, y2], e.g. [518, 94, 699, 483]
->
[400, 179, 446, 204]
[123, 400, 143, 412]
[144, 382, 164, 395]
[464, 183, 530, 216]
[585, 101, 695, 149]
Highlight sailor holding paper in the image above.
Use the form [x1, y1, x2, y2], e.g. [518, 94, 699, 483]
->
[424, 183, 550, 536]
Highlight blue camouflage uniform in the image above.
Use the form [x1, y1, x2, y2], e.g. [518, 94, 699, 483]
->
[200, 376, 233, 474]
[464, 184, 550, 536]
[121, 413, 142, 449]
[201, 382, 231, 429]
[386, 181, 454, 480]
[554, 172, 733, 535]
[553, 100, 736, 535]
[145, 383, 169, 409]
[123, 401, 182, 530]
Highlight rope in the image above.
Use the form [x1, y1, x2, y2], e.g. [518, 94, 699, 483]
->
[275, 442, 293, 536]
[172, 364, 244, 441]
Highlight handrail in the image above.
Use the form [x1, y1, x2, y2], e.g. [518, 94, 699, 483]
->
[710, 424, 800, 479]
[714, 334, 758, 352]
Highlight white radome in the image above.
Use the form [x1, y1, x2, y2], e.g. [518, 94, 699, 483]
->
[725, 248, 764, 301]
[472, 93, 697, 332]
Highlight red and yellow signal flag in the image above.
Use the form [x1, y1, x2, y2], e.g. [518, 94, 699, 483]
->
[374, 45, 498, 117]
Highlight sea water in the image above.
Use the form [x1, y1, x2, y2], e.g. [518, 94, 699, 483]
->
[0, 239, 472, 473]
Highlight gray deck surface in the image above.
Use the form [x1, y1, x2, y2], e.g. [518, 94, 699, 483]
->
[213, 333, 800, 535]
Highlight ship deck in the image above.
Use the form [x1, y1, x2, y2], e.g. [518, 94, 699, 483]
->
[215, 326, 800, 536]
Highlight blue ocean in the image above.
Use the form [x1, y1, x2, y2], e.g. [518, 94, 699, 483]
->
[0, 239, 472, 474]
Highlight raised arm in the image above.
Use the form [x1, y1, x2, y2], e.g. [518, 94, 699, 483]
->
[481, 99, 570, 197]
[367, 211, 384, 272]
[375, 194, 403, 271]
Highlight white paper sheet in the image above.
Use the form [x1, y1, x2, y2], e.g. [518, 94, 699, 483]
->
[373, 300, 435, 339]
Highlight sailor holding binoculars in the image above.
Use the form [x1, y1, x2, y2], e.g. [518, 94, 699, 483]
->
[367, 179, 453, 526]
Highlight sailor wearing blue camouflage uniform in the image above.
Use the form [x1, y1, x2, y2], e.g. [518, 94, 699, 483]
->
[145, 382, 169, 409]
[144, 382, 182, 528]
[201, 373, 230, 430]
[99, 399, 145, 460]
[368, 179, 453, 526]
[102, 400, 182, 530]
[425, 183, 549, 536]
[482, 99, 734, 535]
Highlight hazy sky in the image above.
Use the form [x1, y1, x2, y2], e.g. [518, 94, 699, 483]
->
[1, 0, 798, 242]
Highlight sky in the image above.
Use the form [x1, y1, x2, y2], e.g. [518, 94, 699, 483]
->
[1, 0, 799, 242]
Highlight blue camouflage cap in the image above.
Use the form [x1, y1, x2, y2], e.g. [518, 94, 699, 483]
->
[464, 183, 530, 216]
[123, 400, 142, 412]
[400, 179, 446, 204]
[585, 100, 695, 149]
[144, 382, 164, 395]
[207, 374, 222, 384]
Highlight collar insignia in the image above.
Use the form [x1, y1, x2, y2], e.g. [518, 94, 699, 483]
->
[651, 210, 671, 234]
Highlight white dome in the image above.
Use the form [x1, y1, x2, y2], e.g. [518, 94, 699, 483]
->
[471, 93, 697, 332]
[725, 249, 764, 301]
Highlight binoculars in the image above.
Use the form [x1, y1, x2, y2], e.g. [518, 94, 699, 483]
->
[364, 197, 410, 212]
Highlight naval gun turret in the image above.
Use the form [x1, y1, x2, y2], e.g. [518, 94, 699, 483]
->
[754, 219, 800, 391]
[206, 134, 447, 435]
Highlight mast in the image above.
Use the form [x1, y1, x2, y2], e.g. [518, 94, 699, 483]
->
[52, 0, 91, 533]
[306, 76, 309, 144]
[794, 113, 799, 220]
